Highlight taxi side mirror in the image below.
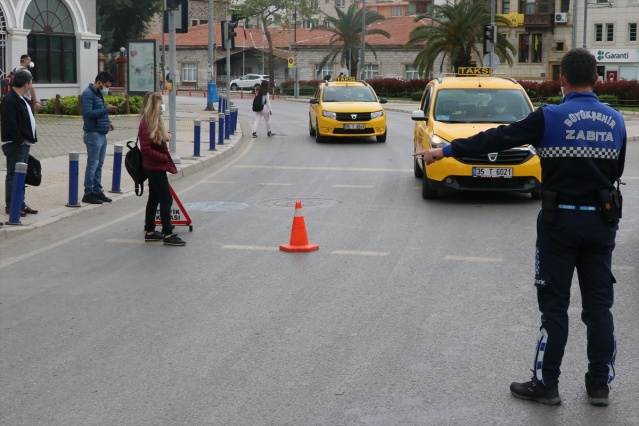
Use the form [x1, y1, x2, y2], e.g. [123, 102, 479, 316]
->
[310, 98, 319, 104]
[411, 110, 427, 121]
[378, 98, 388, 104]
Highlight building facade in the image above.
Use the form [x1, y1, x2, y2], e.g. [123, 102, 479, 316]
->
[0, 0, 100, 100]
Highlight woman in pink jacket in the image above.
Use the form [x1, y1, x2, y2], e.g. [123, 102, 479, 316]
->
[138, 92, 185, 246]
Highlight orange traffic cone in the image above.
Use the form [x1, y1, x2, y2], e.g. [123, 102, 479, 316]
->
[280, 200, 319, 252]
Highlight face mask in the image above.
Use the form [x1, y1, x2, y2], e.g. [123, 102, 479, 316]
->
[560, 86, 565, 97]
[160, 104, 166, 115]
[495, 107, 505, 113]
[100, 87, 109, 96]
[29, 62, 35, 69]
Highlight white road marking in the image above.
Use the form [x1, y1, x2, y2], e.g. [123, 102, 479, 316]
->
[105, 238, 145, 244]
[201, 180, 237, 184]
[331, 250, 390, 257]
[443, 255, 503, 263]
[259, 183, 293, 186]
[613, 265, 636, 271]
[332, 185, 375, 188]
[233, 165, 411, 173]
[222, 245, 279, 251]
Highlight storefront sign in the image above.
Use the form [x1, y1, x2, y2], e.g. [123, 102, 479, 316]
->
[590, 49, 639, 63]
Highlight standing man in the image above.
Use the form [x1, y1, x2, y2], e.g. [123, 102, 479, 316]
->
[81, 72, 117, 204]
[13, 55, 41, 112]
[1, 69, 38, 216]
[415, 48, 626, 406]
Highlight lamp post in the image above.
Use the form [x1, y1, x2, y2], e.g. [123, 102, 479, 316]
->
[360, 0, 366, 80]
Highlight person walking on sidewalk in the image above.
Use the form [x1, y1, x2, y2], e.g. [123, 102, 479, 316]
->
[80, 72, 117, 205]
[252, 80, 273, 138]
[414, 48, 626, 406]
[13, 55, 41, 112]
[138, 92, 185, 246]
[1, 69, 38, 216]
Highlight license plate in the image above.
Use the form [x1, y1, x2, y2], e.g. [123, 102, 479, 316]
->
[472, 167, 513, 178]
[344, 124, 365, 130]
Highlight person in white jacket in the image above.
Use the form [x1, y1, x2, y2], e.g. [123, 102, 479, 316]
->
[252, 80, 273, 138]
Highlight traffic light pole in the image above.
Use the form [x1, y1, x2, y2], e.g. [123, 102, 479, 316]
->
[489, 0, 495, 68]
[168, 8, 180, 164]
[225, 21, 232, 102]
[206, 0, 215, 111]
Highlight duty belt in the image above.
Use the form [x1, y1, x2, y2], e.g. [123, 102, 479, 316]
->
[557, 204, 599, 212]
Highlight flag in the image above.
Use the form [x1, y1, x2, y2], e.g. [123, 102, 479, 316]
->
[534, 35, 538, 52]
[243, 27, 247, 39]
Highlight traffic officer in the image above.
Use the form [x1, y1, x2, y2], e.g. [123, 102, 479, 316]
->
[414, 48, 626, 406]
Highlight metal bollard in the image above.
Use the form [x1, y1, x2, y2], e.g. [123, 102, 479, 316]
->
[7, 162, 27, 225]
[218, 112, 225, 145]
[209, 115, 217, 151]
[110, 144, 123, 193]
[66, 152, 81, 207]
[193, 120, 201, 157]
[231, 106, 238, 134]
[217, 97, 223, 114]
[225, 109, 231, 140]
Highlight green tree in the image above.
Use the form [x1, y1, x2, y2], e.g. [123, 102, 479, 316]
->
[318, 5, 390, 79]
[97, 0, 163, 53]
[233, 0, 316, 89]
[405, 0, 515, 75]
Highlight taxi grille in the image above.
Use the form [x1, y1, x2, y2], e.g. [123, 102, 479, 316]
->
[333, 128, 375, 135]
[458, 150, 534, 165]
[336, 112, 372, 122]
[455, 177, 531, 189]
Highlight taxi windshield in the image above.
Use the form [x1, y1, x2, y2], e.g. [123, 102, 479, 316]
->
[434, 89, 532, 123]
[323, 86, 377, 102]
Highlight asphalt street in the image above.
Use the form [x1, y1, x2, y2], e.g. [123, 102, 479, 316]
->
[0, 96, 638, 425]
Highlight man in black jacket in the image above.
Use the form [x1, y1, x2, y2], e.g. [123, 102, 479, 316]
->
[1, 69, 38, 216]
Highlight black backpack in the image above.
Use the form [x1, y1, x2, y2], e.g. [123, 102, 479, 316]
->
[252, 93, 264, 112]
[125, 137, 146, 196]
[25, 154, 42, 186]
[1, 71, 14, 96]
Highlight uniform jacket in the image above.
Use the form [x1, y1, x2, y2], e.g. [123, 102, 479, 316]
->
[443, 92, 627, 205]
[139, 120, 177, 174]
[1, 90, 37, 144]
[81, 84, 111, 134]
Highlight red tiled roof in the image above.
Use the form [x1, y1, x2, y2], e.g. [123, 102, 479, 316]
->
[146, 16, 431, 49]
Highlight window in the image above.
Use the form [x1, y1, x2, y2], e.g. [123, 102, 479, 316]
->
[316, 65, 334, 80]
[531, 33, 542, 63]
[336, 0, 345, 7]
[182, 63, 196, 82]
[302, 20, 313, 30]
[25, 0, 76, 83]
[363, 64, 379, 80]
[323, 20, 331, 28]
[595, 24, 603, 42]
[606, 24, 614, 42]
[1, 8, 6, 75]
[502, 0, 511, 13]
[630, 23, 637, 42]
[518, 34, 529, 63]
[405, 65, 424, 81]
[518, 33, 542, 63]
[391, 6, 403, 17]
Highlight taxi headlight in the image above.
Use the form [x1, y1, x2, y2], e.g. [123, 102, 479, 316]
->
[322, 110, 336, 119]
[371, 110, 384, 119]
[430, 134, 451, 149]
[528, 145, 538, 155]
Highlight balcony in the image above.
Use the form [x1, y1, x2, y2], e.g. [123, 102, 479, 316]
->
[523, 13, 554, 29]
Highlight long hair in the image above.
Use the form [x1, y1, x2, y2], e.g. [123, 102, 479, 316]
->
[259, 80, 269, 96]
[140, 92, 169, 144]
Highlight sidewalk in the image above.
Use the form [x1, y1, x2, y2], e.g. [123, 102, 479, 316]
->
[1, 98, 637, 240]
[1, 102, 243, 239]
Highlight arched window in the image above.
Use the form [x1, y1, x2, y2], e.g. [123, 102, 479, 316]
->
[25, 0, 77, 83]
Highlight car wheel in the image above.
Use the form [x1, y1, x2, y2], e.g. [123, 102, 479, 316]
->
[230, 83, 238, 91]
[309, 117, 316, 137]
[315, 120, 324, 143]
[414, 155, 424, 178]
[531, 190, 541, 200]
[422, 167, 438, 199]
[376, 129, 387, 143]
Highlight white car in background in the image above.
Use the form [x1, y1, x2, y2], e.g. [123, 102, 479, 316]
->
[229, 74, 269, 91]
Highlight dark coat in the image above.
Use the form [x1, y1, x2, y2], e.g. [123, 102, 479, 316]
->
[1, 90, 37, 144]
[139, 120, 177, 174]
[81, 84, 111, 134]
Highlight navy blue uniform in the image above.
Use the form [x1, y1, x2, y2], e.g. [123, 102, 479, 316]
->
[442, 92, 626, 387]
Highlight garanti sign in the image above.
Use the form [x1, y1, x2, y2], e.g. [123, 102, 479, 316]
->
[589, 49, 639, 63]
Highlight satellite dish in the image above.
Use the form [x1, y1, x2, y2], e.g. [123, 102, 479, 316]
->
[483, 53, 500, 70]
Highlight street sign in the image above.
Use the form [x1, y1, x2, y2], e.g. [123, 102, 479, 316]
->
[287, 56, 295, 68]
[483, 53, 500, 70]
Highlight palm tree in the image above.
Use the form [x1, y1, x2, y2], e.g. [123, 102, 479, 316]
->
[405, 0, 515, 76]
[318, 5, 390, 79]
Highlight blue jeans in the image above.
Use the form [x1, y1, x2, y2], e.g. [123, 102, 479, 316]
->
[2, 142, 30, 210]
[83, 132, 108, 195]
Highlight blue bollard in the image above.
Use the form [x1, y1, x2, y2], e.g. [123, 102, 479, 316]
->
[207, 81, 219, 106]
[110, 144, 123, 193]
[231, 106, 238, 134]
[218, 112, 225, 145]
[209, 115, 217, 151]
[7, 162, 27, 225]
[194, 120, 201, 157]
[225, 109, 231, 140]
[66, 152, 81, 207]
[217, 96, 223, 114]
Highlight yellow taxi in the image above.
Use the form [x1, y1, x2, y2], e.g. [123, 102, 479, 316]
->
[309, 77, 387, 142]
[411, 67, 541, 199]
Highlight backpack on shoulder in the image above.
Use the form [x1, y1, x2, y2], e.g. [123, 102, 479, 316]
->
[125, 137, 146, 196]
[26, 154, 42, 186]
[252, 93, 264, 112]
[1, 71, 15, 97]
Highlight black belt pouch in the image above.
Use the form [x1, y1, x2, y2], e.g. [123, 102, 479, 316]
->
[541, 191, 558, 223]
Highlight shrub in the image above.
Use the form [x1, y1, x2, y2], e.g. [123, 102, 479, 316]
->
[410, 91, 423, 101]
[597, 94, 619, 106]
[41, 95, 143, 115]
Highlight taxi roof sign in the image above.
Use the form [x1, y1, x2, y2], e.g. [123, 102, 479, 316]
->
[334, 76, 356, 81]
[457, 67, 493, 76]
